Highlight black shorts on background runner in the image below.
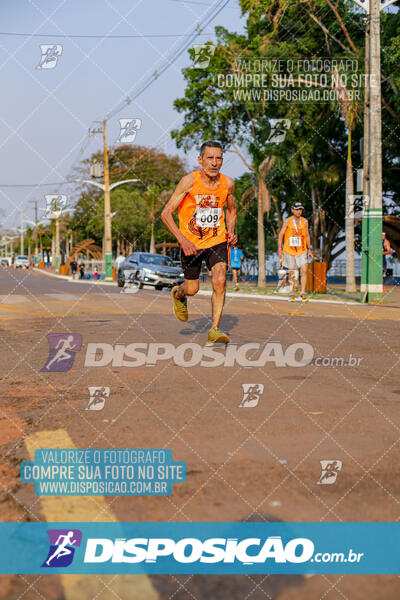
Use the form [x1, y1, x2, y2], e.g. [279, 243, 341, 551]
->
[180, 241, 228, 280]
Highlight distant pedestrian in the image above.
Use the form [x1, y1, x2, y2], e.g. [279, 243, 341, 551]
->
[230, 243, 244, 291]
[278, 202, 313, 302]
[79, 263, 85, 280]
[70, 260, 77, 278]
[115, 252, 125, 270]
[382, 232, 391, 278]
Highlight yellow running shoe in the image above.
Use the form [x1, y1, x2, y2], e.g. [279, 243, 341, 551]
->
[300, 292, 309, 302]
[206, 326, 230, 346]
[171, 286, 188, 321]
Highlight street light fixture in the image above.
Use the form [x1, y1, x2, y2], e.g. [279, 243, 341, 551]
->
[73, 177, 139, 280]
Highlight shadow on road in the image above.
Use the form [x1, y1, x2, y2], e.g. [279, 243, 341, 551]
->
[150, 514, 305, 600]
[179, 315, 239, 336]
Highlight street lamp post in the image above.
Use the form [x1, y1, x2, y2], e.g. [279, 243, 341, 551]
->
[20, 209, 24, 255]
[102, 120, 113, 280]
[74, 177, 139, 280]
[352, 0, 398, 302]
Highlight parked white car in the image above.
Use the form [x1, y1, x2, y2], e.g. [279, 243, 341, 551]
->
[14, 255, 30, 268]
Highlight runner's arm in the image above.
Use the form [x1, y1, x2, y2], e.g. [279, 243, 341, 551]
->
[383, 239, 391, 255]
[161, 174, 198, 256]
[305, 219, 313, 258]
[277, 220, 288, 259]
[225, 178, 237, 246]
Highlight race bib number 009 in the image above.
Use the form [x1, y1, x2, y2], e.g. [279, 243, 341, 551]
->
[289, 236, 301, 247]
[196, 207, 222, 228]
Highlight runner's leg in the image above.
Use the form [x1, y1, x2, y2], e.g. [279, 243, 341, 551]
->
[211, 262, 227, 328]
[288, 269, 296, 292]
[171, 250, 202, 322]
[300, 263, 308, 293]
[174, 279, 199, 299]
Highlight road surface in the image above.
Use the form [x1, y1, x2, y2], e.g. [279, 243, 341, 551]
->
[0, 267, 399, 599]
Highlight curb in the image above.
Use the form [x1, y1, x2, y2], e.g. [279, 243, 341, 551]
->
[32, 268, 116, 286]
[197, 290, 360, 306]
[33, 268, 361, 305]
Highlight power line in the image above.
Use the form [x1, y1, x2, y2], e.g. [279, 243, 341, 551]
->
[168, 0, 235, 5]
[0, 182, 71, 188]
[0, 0, 231, 192]
[106, 0, 230, 121]
[0, 31, 212, 39]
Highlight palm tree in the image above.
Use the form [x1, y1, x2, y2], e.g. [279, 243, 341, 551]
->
[333, 69, 361, 293]
[144, 186, 170, 253]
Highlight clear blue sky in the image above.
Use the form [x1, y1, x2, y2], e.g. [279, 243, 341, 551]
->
[0, 0, 246, 232]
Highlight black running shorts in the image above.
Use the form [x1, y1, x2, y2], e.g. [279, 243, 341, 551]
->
[180, 241, 228, 280]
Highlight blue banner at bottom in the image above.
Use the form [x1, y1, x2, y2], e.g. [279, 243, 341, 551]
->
[0, 522, 399, 574]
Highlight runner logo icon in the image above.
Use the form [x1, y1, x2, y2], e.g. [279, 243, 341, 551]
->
[118, 118, 142, 143]
[317, 460, 342, 485]
[266, 119, 291, 144]
[45, 194, 68, 219]
[239, 383, 264, 408]
[193, 43, 215, 68]
[42, 529, 82, 568]
[41, 334, 82, 372]
[37, 45, 63, 69]
[86, 386, 110, 411]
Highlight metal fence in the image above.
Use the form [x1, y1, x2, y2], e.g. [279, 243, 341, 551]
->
[68, 256, 400, 279]
[327, 257, 400, 277]
[240, 256, 400, 279]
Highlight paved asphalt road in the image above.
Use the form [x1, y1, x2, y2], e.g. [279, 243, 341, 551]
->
[0, 267, 399, 599]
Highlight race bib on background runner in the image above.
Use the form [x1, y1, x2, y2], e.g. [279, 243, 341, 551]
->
[289, 236, 301, 247]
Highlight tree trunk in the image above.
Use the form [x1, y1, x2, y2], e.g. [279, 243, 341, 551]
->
[257, 177, 266, 288]
[149, 230, 156, 254]
[51, 222, 56, 266]
[311, 186, 319, 251]
[325, 223, 341, 271]
[345, 128, 357, 292]
[149, 217, 156, 253]
[256, 156, 275, 288]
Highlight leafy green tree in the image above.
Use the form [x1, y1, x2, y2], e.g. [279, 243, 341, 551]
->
[172, 0, 400, 276]
[69, 145, 186, 254]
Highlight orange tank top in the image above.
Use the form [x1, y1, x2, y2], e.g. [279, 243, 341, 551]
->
[283, 216, 307, 255]
[178, 170, 229, 249]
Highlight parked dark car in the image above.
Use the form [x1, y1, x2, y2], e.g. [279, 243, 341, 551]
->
[117, 252, 184, 290]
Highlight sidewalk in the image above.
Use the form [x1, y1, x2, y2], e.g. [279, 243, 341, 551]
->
[32, 267, 367, 305]
[32, 267, 117, 286]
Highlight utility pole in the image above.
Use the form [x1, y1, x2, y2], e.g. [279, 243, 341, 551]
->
[366, 0, 383, 302]
[34, 200, 39, 265]
[51, 220, 56, 267]
[353, 0, 397, 303]
[55, 212, 60, 274]
[20, 208, 24, 255]
[361, 13, 370, 302]
[83, 122, 138, 280]
[103, 120, 113, 280]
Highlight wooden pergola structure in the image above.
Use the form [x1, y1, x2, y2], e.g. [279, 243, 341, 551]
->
[66, 239, 103, 265]
[155, 242, 179, 255]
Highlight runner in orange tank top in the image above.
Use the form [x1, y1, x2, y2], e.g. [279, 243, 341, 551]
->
[278, 202, 313, 302]
[161, 141, 237, 345]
